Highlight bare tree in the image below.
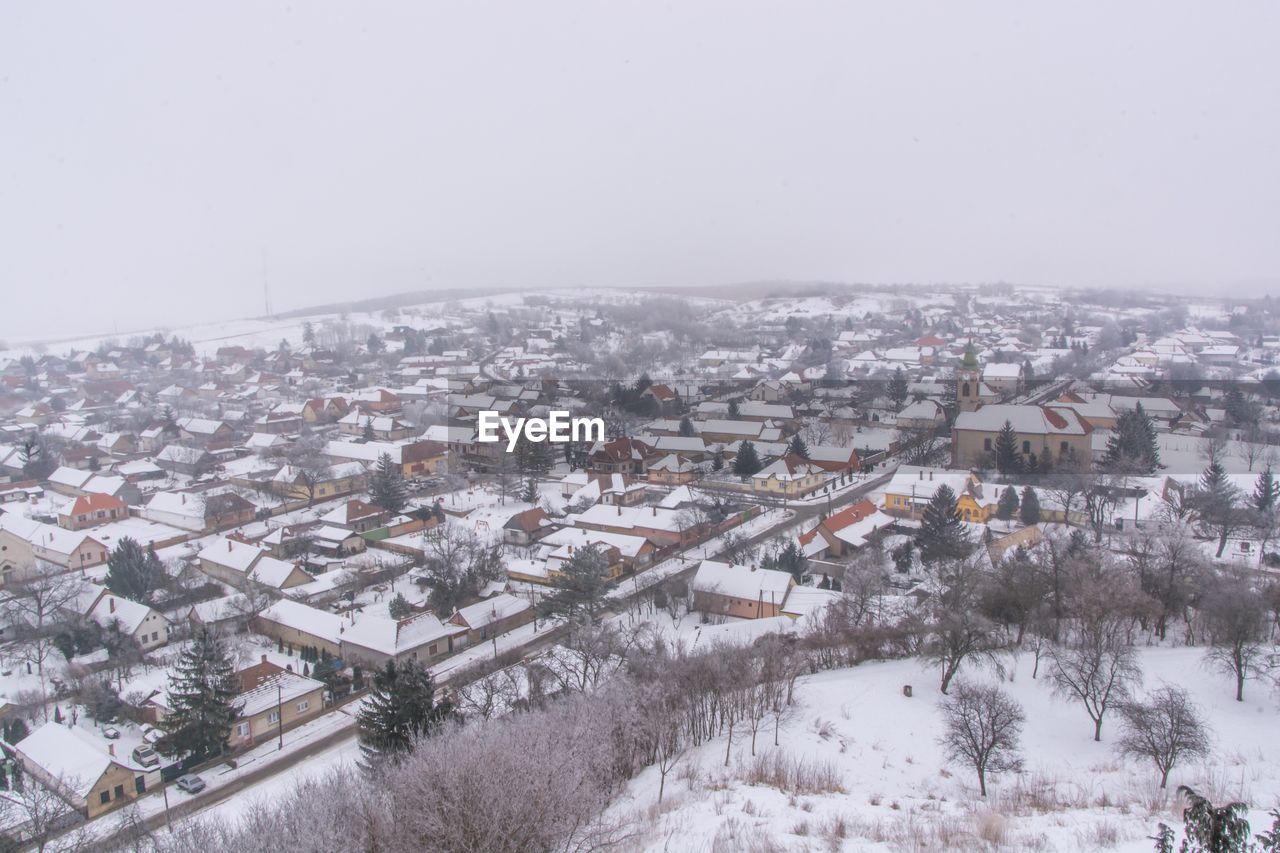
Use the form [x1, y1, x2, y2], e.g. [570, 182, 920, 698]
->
[1121, 527, 1203, 642]
[927, 560, 1004, 694]
[1116, 687, 1212, 788]
[1200, 574, 1270, 702]
[1234, 424, 1275, 473]
[897, 425, 944, 466]
[3, 562, 84, 718]
[1049, 618, 1143, 741]
[939, 681, 1025, 797]
[0, 773, 91, 852]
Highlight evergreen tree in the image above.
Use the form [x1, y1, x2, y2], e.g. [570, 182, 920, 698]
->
[105, 538, 166, 604]
[388, 593, 412, 620]
[771, 540, 807, 584]
[888, 367, 909, 410]
[521, 478, 537, 503]
[787, 434, 810, 459]
[732, 441, 763, 479]
[156, 628, 241, 760]
[539, 544, 610, 623]
[678, 416, 696, 437]
[727, 399, 741, 419]
[1224, 387, 1258, 426]
[366, 333, 384, 355]
[361, 418, 375, 442]
[531, 439, 555, 476]
[1019, 486, 1041, 525]
[302, 321, 315, 345]
[915, 484, 972, 564]
[995, 485, 1020, 521]
[1254, 466, 1279, 513]
[711, 452, 724, 472]
[357, 660, 452, 768]
[993, 420, 1023, 476]
[1022, 359, 1035, 388]
[370, 452, 407, 514]
[1103, 403, 1162, 474]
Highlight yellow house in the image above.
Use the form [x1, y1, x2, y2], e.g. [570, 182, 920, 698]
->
[751, 454, 825, 498]
[271, 462, 369, 502]
[14, 722, 154, 818]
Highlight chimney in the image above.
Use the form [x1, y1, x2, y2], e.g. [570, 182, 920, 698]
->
[109, 598, 115, 613]
[918, 470, 923, 480]
[228, 539, 232, 552]
[181, 493, 186, 504]
[261, 654, 268, 664]
[617, 504, 621, 516]
[107, 743, 115, 757]
[929, 471, 933, 481]
[652, 505, 657, 516]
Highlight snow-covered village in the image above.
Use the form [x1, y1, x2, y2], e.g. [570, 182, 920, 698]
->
[4, 4, 1280, 852]
[0, 285, 1278, 851]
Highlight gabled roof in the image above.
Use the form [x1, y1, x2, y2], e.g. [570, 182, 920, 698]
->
[691, 559, 792, 600]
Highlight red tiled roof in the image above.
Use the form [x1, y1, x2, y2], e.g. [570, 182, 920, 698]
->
[66, 493, 127, 517]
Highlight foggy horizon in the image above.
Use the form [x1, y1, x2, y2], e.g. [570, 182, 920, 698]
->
[4, 1, 1279, 341]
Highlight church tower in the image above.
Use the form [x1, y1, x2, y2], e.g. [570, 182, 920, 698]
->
[957, 342, 981, 412]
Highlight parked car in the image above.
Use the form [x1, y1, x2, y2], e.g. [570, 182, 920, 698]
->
[132, 745, 160, 768]
[102, 726, 121, 739]
[175, 774, 206, 794]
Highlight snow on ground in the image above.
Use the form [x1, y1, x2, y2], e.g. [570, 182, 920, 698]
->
[609, 647, 1280, 852]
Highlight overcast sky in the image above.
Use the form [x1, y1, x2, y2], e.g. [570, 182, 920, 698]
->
[2, 2, 1278, 341]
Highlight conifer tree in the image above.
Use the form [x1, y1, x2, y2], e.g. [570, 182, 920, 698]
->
[994, 420, 1023, 476]
[522, 478, 538, 503]
[370, 452, 407, 514]
[388, 593, 413, 620]
[888, 367, 909, 410]
[995, 485, 1020, 521]
[732, 441, 763, 479]
[915, 484, 972, 564]
[1103, 403, 1162, 474]
[1019, 486, 1042, 525]
[156, 628, 241, 760]
[678, 416, 696, 437]
[105, 538, 166, 604]
[358, 660, 452, 768]
[787, 434, 810, 459]
[727, 399, 741, 418]
[1254, 465, 1279, 513]
[539, 544, 611, 623]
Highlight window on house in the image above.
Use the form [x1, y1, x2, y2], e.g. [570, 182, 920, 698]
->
[268, 710, 280, 724]
[1060, 441, 1069, 454]
[1022, 441, 1031, 454]
[297, 700, 310, 712]
[114, 784, 124, 800]
[237, 722, 250, 736]
[101, 791, 111, 805]
[428, 643, 438, 655]
[983, 438, 992, 451]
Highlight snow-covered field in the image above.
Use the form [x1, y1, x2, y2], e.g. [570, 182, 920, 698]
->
[609, 647, 1280, 852]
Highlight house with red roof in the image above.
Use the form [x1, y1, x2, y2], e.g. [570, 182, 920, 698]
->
[57, 493, 129, 531]
[797, 499, 893, 558]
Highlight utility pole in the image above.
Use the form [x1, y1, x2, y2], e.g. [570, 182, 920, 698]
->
[276, 682, 284, 750]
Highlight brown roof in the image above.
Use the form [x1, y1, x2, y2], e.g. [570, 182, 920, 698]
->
[65, 492, 127, 517]
[236, 660, 285, 692]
